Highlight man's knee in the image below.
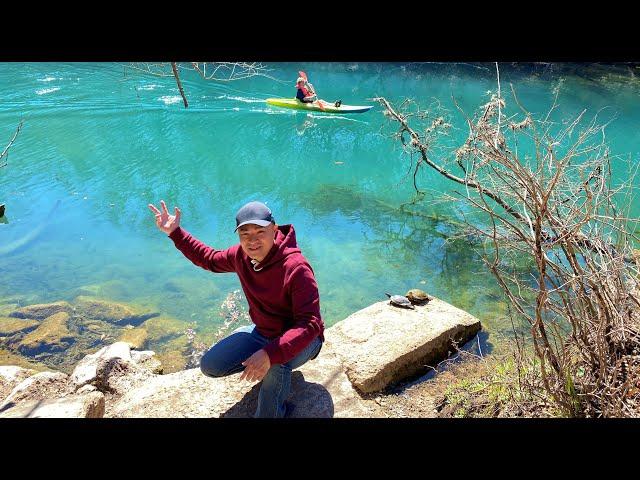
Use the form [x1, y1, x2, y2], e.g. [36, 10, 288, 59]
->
[200, 355, 229, 378]
[200, 363, 223, 378]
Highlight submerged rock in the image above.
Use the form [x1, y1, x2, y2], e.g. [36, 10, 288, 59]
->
[155, 350, 187, 374]
[73, 280, 129, 300]
[0, 317, 40, 336]
[150, 335, 192, 374]
[74, 296, 159, 326]
[9, 301, 73, 320]
[0, 348, 53, 373]
[17, 312, 76, 355]
[142, 315, 186, 343]
[0, 304, 20, 317]
[118, 327, 148, 350]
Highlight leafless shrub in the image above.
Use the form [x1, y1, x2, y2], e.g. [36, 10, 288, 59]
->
[375, 64, 640, 417]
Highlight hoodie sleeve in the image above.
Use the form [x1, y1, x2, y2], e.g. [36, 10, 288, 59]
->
[262, 263, 323, 365]
[168, 227, 236, 273]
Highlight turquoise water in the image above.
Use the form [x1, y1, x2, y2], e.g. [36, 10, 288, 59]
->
[1, 62, 640, 362]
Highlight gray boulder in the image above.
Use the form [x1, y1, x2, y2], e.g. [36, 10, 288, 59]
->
[70, 341, 132, 390]
[0, 371, 70, 412]
[0, 366, 36, 402]
[131, 350, 163, 374]
[327, 297, 481, 393]
[0, 391, 105, 418]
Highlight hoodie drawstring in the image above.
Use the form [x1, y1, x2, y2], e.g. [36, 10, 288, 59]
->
[251, 259, 264, 272]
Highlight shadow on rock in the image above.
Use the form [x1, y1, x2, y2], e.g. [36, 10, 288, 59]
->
[221, 371, 335, 418]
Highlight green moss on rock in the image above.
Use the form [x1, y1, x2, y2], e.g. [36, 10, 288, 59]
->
[18, 312, 76, 355]
[0, 348, 53, 372]
[9, 301, 73, 320]
[0, 304, 20, 317]
[118, 328, 149, 350]
[142, 316, 186, 343]
[155, 350, 187, 374]
[0, 317, 40, 336]
[73, 296, 159, 326]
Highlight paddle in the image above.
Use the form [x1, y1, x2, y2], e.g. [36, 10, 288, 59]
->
[299, 70, 325, 111]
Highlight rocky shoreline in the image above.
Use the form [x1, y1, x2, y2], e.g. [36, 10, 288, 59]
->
[0, 295, 481, 418]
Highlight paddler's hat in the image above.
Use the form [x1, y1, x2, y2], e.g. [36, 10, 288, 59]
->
[234, 201, 275, 231]
[296, 77, 305, 87]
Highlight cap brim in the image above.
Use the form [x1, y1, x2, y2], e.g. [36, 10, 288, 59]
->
[234, 219, 272, 232]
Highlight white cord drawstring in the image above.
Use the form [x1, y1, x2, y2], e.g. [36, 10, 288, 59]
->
[251, 259, 264, 272]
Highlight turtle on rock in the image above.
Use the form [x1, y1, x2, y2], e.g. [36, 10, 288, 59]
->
[405, 289, 432, 305]
[385, 293, 415, 310]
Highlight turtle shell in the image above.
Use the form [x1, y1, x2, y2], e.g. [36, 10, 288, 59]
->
[406, 289, 431, 305]
[389, 295, 415, 309]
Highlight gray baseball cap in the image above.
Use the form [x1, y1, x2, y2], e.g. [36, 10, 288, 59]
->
[234, 201, 274, 231]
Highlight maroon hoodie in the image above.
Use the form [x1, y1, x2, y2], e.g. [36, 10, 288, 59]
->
[168, 224, 324, 365]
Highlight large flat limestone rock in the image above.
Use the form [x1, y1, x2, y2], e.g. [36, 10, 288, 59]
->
[327, 298, 481, 393]
[107, 342, 376, 418]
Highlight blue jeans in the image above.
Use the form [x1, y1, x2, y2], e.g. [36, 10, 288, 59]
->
[200, 325, 323, 418]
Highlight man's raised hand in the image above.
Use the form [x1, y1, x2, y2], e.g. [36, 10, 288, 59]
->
[148, 200, 181, 235]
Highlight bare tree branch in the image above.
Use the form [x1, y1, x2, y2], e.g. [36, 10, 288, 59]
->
[0, 121, 24, 169]
[122, 62, 284, 109]
[171, 62, 188, 108]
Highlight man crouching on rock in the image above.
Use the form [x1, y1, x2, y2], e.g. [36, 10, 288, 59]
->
[148, 199, 324, 418]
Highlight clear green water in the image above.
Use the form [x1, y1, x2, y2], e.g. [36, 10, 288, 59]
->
[1, 62, 639, 363]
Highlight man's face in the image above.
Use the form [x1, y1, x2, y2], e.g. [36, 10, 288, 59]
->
[238, 222, 277, 262]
